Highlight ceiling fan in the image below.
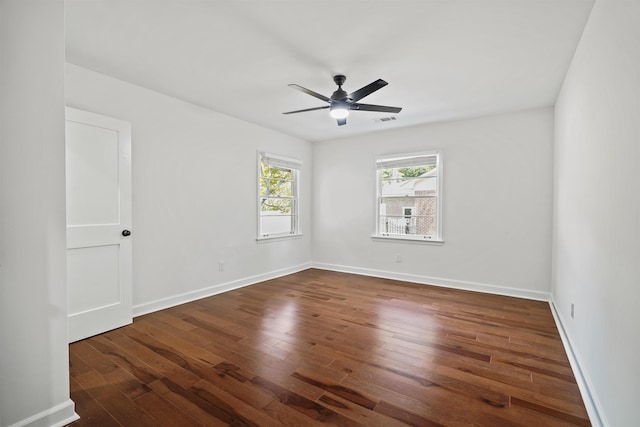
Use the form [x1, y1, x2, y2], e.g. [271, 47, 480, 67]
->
[283, 75, 402, 126]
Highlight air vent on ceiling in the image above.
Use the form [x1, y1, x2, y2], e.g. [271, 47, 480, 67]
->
[374, 116, 398, 123]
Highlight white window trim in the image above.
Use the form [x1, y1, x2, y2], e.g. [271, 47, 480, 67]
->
[372, 150, 443, 243]
[257, 151, 303, 241]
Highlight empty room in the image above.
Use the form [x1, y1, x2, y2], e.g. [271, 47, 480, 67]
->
[1, 0, 638, 426]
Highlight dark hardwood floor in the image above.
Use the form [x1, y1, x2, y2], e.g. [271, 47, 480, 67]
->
[68, 269, 590, 426]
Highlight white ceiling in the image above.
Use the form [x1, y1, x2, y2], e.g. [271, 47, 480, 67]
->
[65, 0, 594, 142]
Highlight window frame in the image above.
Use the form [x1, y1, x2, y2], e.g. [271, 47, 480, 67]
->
[373, 150, 443, 243]
[257, 151, 302, 240]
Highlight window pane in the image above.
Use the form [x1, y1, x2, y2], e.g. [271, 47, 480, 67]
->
[262, 166, 292, 181]
[260, 215, 294, 235]
[380, 167, 437, 197]
[260, 198, 293, 214]
[379, 197, 438, 236]
[260, 177, 293, 195]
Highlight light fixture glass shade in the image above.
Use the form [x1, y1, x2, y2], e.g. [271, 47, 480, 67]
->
[329, 105, 349, 119]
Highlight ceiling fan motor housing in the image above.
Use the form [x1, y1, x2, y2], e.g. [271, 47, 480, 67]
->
[331, 90, 349, 101]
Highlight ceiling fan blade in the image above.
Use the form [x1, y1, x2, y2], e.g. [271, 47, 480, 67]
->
[282, 105, 330, 115]
[288, 84, 331, 103]
[337, 118, 347, 126]
[351, 103, 402, 114]
[348, 79, 388, 102]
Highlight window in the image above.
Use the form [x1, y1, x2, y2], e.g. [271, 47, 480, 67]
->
[258, 152, 301, 239]
[375, 151, 442, 241]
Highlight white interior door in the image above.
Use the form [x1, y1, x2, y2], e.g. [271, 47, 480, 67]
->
[65, 107, 132, 343]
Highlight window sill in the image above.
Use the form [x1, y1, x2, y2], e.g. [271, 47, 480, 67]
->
[257, 233, 303, 243]
[371, 235, 444, 245]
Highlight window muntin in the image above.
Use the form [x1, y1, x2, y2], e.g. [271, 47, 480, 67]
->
[376, 152, 442, 241]
[258, 152, 301, 239]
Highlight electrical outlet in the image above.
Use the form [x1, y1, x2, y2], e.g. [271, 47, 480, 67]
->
[570, 302, 575, 319]
[395, 253, 402, 263]
[219, 261, 225, 272]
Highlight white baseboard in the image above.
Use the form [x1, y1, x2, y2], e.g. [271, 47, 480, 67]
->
[134, 262, 549, 317]
[549, 297, 607, 427]
[7, 399, 79, 427]
[311, 262, 550, 301]
[133, 262, 312, 317]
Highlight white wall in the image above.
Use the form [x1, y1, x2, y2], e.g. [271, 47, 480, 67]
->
[553, 0, 640, 425]
[0, 1, 78, 426]
[313, 108, 554, 299]
[65, 64, 312, 315]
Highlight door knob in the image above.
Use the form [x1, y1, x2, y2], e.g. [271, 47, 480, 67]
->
[121, 229, 131, 237]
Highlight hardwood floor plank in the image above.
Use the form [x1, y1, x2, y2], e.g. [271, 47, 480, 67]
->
[87, 335, 161, 385]
[69, 269, 590, 426]
[374, 400, 446, 427]
[511, 396, 591, 426]
[257, 400, 314, 426]
[69, 377, 121, 427]
[73, 370, 159, 427]
[134, 391, 203, 427]
[69, 348, 93, 379]
[291, 370, 378, 410]
[249, 375, 335, 421]
[191, 379, 283, 427]
[71, 341, 153, 401]
[209, 362, 278, 409]
[318, 392, 410, 427]
[106, 331, 203, 389]
[147, 377, 228, 426]
[130, 320, 226, 368]
[342, 374, 519, 427]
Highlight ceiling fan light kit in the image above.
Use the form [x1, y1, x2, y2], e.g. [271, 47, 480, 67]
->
[329, 104, 349, 119]
[283, 75, 402, 126]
